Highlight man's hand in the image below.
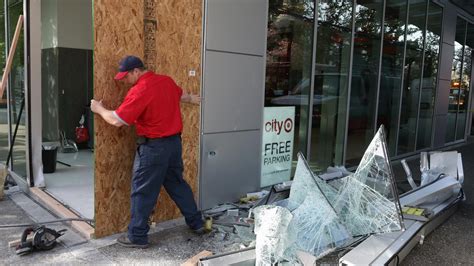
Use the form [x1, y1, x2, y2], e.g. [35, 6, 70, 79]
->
[90, 99, 125, 127]
[181, 91, 201, 105]
[188, 94, 201, 105]
[90, 99, 104, 114]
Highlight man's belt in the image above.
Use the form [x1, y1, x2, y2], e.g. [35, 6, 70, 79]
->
[137, 133, 181, 144]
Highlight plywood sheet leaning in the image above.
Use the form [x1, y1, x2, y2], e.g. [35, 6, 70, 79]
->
[94, 0, 203, 237]
[93, 0, 144, 238]
[150, 0, 203, 222]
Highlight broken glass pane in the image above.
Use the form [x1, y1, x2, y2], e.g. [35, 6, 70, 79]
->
[330, 176, 403, 235]
[253, 205, 295, 266]
[253, 126, 403, 262]
[290, 191, 352, 258]
[353, 126, 399, 201]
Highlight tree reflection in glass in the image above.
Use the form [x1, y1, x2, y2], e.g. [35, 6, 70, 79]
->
[265, 0, 315, 173]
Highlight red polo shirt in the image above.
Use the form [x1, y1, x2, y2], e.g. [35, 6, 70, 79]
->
[114, 72, 183, 138]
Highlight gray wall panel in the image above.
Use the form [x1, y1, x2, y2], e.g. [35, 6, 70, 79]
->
[436, 79, 451, 115]
[433, 114, 447, 148]
[200, 131, 261, 209]
[206, 0, 267, 55]
[438, 43, 454, 81]
[203, 51, 264, 133]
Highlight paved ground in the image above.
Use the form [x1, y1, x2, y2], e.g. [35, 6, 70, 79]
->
[1, 142, 474, 265]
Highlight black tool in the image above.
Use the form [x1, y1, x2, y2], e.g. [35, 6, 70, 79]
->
[15, 226, 67, 256]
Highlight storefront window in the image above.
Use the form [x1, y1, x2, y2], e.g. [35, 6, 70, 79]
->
[447, 18, 469, 143]
[345, 0, 384, 167]
[378, 0, 407, 156]
[0, 1, 7, 163]
[265, 0, 314, 171]
[416, 2, 442, 150]
[309, 0, 352, 171]
[7, 0, 26, 178]
[397, 0, 426, 155]
[455, 23, 473, 140]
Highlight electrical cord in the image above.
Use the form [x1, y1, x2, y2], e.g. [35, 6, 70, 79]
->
[0, 218, 94, 229]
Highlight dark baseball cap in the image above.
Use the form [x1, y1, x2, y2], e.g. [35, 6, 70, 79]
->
[114, 55, 144, 80]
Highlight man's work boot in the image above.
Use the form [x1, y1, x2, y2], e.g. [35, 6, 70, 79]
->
[116, 235, 149, 249]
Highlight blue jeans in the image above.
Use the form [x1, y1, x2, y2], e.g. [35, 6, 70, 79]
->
[127, 135, 203, 244]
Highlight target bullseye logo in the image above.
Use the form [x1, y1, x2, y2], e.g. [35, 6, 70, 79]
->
[265, 118, 294, 135]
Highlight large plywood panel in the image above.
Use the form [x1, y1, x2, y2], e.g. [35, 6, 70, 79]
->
[152, 0, 202, 223]
[94, 0, 144, 238]
[94, 0, 202, 238]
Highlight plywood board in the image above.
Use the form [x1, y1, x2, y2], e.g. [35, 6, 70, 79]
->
[93, 0, 144, 238]
[93, 0, 202, 237]
[150, 0, 203, 223]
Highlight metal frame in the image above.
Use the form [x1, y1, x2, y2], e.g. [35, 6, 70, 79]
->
[3, 0, 32, 186]
[199, 0, 209, 205]
[306, 0, 318, 161]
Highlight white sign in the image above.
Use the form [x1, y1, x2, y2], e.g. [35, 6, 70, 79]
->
[261, 106, 295, 187]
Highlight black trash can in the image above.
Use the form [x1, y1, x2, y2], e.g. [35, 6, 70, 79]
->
[42, 147, 58, 173]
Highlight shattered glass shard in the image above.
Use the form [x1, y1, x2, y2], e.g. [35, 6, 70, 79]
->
[331, 176, 403, 235]
[287, 153, 352, 258]
[353, 125, 399, 201]
[253, 205, 294, 266]
[290, 192, 352, 258]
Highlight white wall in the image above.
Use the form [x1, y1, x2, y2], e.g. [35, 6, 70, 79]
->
[41, 0, 58, 49]
[57, 0, 92, 50]
[41, 0, 92, 50]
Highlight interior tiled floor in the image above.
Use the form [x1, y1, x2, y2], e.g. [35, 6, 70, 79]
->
[43, 149, 94, 219]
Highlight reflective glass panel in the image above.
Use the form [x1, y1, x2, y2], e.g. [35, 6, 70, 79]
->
[397, 0, 426, 155]
[416, 2, 442, 149]
[345, 0, 384, 167]
[378, 0, 407, 157]
[455, 23, 474, 140]
[310, 0, 352, 170]
[265, 0, 315, 174]
[446, 18, 466, 143]
[0, 2, 7, 162]
[7, 0, 26, 178]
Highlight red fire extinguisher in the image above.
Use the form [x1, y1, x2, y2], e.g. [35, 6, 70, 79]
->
[75, 115, 89, 144]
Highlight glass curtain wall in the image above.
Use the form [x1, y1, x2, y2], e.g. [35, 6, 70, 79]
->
[447, 20, 473, 142]
[416, 2, 442, 149]
[378, 0, 407, 156]
[0, 1, 7, 162]
[265, 0, 315, 169]
[309, 0, 352, 171]
[397, 0, 427, 154]
[265, 0, 443, 172]
[6, 0, 26, 178]
[460, 25, 474, 140]
[345, 0, 384, 167]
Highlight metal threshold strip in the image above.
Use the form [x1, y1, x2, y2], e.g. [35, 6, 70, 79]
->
[339, 194, 461, 265]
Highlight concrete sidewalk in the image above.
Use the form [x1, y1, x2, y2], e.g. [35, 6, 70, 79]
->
[0, 189, 244, 265]
[1, 142, 474, 265]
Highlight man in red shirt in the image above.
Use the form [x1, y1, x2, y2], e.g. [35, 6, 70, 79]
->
[91, 55, 204, 248]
